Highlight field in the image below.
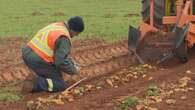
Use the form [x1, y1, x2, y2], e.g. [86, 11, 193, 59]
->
[0, 0, 195, 110]
[0, 0, 140, 42]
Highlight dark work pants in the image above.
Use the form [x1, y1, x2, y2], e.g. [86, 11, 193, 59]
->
[22, 46, 68, 92]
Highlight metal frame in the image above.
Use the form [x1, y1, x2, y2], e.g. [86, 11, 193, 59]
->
[139, 0, 195, 48]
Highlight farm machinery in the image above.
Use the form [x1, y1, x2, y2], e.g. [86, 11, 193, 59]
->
[128, 0, 195, 64]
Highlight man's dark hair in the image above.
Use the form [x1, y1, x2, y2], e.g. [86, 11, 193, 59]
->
[68, 16, 85, 32]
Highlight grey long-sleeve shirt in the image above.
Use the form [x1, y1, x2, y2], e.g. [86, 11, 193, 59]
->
[54, 36, 77, 75]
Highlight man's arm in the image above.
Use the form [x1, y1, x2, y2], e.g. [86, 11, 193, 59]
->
[54, 36, 78, 75]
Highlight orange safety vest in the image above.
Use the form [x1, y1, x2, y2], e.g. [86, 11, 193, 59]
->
[28, 22, 71, 63]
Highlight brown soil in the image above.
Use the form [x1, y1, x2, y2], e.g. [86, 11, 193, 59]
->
[137, 32, 173, 60]
[32, 12, 44, 16]
[0, 38, 132, 84]
[0, 33, 195, 110]
[52, 12, 65, 16]
[124, 13, 140, 17]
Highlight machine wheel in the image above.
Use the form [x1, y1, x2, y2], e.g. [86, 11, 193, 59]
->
[141, 0, 174, 29]
[193, 0, 195, 15]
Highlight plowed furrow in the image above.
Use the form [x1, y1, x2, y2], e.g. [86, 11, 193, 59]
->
[57, 59, 195, 110]
[72, 38, 105, 49]
[0, 39, 131, 86]
[0, 64, 31, 85]
[73, 54, 133, 80]
[73, 41, 128, 67]
[72, 44, 107, 53]
[0, 49, 21, 70]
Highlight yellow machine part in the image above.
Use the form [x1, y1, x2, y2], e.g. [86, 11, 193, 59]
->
[165, 0, 175, 16]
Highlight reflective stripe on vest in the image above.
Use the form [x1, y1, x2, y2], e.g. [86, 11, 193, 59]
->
[46, 78, 53, 92]
[30, 36, 53, 57]
[28, 22, 71, 63]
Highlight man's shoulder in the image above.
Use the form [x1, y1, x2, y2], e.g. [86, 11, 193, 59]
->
[55, 36, 71, 47]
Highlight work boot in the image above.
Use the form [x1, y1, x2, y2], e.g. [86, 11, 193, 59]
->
[180, 57, 188, 64]
[21, 73, 36, 94]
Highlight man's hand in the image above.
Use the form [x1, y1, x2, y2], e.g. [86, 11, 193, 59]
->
[73, 61, 80, 73]
[74, 64, 80, 73]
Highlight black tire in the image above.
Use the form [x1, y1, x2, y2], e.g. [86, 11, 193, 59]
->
[141, 0, 166, 29]
[193, 0, 195, 15]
